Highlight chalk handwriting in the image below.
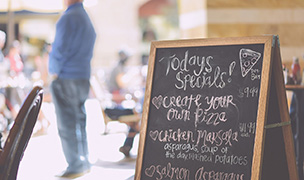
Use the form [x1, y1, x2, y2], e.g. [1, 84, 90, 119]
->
[152, 94, 201, 110]
[195, 167, 245, 180]
[214, 154, 248, 166]
[238, 87, 259, 98]
[201, 146, 218, 155]
[164, 143, 199, 153]
[149, 128, 239, 147]
[145, 162, 190, 180]
[194, 95, 238, 127]
[251, 69, 261, 81]
[194, 109, 227, 127]
[151, 94, 238, 127]
[144, 164, 247, 180]
[159, 52, 237, 90]
[165, 151, 175, 159]
[144, 46, 263, 180]
[204, 95, 236, 112]
[177, 152, 213, 163]
[239, 122, 256, 138]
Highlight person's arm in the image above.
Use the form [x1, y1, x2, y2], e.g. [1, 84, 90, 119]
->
[49, 15, 74, 76]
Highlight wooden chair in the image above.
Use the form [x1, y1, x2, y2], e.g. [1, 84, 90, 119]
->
[90, 74, 141, 134]
[0, 86, 43, 180]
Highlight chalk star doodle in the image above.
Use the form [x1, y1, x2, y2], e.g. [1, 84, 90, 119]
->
[152, 95, 163, 109]
[145, 165, 156, 177]
[239, 48, 261, 77]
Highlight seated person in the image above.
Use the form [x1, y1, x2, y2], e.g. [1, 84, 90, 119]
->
[106, 49, 142, 157]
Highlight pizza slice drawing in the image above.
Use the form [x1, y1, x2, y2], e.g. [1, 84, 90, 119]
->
[239, 48, 261, 77]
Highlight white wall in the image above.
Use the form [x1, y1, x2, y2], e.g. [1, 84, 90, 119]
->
[86, 0, 147, 69]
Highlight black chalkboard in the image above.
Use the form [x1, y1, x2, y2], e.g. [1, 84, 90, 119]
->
[135, 36, 298, 180]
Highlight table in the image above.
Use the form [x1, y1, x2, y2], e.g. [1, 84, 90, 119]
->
[286, 85, 304, 180]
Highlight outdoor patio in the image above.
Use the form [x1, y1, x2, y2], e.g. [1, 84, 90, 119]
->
[17, 98, 139, 180]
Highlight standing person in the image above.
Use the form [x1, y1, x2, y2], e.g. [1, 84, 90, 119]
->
[0, 30, 6, 148]
[0, 30, 10, 79]
[48, 0, 96, 178]
[7, 40, 23, 77]
[0, 30, 6, 62]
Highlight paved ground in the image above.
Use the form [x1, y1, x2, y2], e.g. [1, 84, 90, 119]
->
[17, 99, 139, 180]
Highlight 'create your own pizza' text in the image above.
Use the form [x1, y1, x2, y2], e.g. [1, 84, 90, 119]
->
[160, 51, 236, 90]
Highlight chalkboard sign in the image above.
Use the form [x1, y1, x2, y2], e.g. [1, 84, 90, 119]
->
[135, 36, 298, 180]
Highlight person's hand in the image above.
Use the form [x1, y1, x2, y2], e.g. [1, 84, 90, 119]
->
[50, 74, 58, 81]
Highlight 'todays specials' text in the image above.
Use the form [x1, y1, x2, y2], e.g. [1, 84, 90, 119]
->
[159, 51, 236, 90]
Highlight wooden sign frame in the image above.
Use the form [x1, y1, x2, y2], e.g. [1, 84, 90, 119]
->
[135, 35, 298, 180]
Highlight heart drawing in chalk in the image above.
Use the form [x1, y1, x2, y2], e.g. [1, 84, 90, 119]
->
[152, 95, 163, 109]
[145, 165, 156, 177]
[149, 130, 158, 141]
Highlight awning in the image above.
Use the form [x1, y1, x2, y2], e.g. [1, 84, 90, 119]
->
[138, 0, 172, 18]
[0, 0, 64, 13]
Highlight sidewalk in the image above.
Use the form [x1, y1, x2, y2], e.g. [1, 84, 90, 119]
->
[17, 99, 139, 180]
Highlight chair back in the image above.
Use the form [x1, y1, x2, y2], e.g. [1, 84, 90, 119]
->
[0, 86, 43, 180]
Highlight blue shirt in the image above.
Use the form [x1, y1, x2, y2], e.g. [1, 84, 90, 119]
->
[49, 3, 96, 79]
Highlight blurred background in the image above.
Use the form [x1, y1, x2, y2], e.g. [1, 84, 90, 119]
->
[1, 0, 303, 69]
[0, 0, 303, 179]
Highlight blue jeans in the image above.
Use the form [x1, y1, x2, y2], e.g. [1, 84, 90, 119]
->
[50, 78, 91, 173]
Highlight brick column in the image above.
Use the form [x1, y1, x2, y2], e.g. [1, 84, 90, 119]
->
[178, 0, 207, 38]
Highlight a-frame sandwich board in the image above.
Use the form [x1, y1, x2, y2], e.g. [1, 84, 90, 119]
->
[135, 35, 298, 180]
[255, 35, 299, 180]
